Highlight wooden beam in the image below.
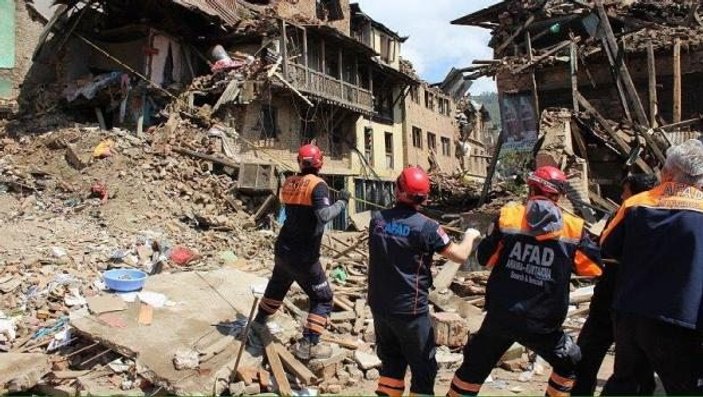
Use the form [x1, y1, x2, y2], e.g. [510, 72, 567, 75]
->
[514, 39, 575, 74]
[658, 116, 703, 131]
[265, 343, 292, 396]
[368, 65, 374, 97]
[338, 48, 344, 93]
[275, 344, 317, 386]
[526, 32, 540, 114]
[572, 124, 590, 160]
[472, 59, 502, 65]
[576, 92, 654, 174]
[281, 20, 288, 79]
[600, 37, 632, 122]
[595, 0, 650, 128]
[647, 40, 658, 127]
[478, 128, 506, 206]
[303, 27, 309, 85]
[321, 37, 326, 75]
[674, 38, 682, 124]
[570, 41, 580, 112]
[496, 15, 535, 55]
[354, 55, 359, 87]
[174, 147, 240, 169]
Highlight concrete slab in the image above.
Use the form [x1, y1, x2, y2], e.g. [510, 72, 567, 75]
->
[71, 269, 282, 396]
[0, 353, 51, 393]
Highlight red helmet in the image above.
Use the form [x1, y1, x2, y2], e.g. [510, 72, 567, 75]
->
[528, 166, 567, 195]
[298, 144, 323, 170]
[396, 167, 431, 205]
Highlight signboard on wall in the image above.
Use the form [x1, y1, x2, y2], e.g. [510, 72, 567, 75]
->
[499, 93, 538, 153]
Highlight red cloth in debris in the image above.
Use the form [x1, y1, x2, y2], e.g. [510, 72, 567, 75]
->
[170, 246, 199, 266]
[211, 59, 246, 73]
[90, 182, 108, 204]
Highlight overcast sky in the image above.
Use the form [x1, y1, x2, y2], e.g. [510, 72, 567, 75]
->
[354, 0, 498, 94]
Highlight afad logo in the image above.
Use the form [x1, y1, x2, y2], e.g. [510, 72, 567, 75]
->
[384, 222, 411, 237]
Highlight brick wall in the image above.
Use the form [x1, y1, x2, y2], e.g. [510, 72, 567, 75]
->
[403, 85, 460, 173]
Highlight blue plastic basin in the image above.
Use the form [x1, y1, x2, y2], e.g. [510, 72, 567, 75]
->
[103, 269, 148, 292]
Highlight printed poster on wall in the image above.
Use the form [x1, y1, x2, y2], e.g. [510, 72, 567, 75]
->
[499, 93, 538, 153]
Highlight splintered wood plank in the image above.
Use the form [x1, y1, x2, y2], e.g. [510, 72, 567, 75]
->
[264, 343, 292, 396]
[274, 343, 317, 386]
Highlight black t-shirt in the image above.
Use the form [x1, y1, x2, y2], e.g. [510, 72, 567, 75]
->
[368, 205, 451, 315]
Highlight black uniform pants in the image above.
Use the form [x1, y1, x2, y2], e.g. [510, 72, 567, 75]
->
[449, 316, 581, 397]
[603, 313, 703, 396]
[373, 311, 437, 397]
[572, 269, 655, 396]
[257, 256, 333, 343]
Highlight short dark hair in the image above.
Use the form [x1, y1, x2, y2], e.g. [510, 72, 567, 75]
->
[622, 174, 659, 195]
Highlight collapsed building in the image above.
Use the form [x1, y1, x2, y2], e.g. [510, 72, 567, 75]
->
[453, 0, 703, 219]
[5, 0, 493, 229]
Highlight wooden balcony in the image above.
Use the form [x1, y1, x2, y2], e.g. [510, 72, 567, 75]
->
[286, 62, 374, 114]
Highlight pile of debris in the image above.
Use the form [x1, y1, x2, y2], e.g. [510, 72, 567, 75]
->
[0, 116, 605, 396]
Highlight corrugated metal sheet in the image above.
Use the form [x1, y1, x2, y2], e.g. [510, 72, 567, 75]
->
[171, 0, 242, 27]
[668, 130, 702, 145]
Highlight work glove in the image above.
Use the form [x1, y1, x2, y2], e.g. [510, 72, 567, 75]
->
[464, 228, 482, 240]
[337, 190, 352, 203]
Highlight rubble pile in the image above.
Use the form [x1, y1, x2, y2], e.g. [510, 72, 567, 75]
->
[428, 172, 483, 212]
[0, 117, 601, 395]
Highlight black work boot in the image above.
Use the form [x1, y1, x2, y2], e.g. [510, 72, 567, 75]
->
[293, 337, 333, 360]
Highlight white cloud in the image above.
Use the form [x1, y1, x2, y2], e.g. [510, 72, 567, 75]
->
[355, 0, 498, 92]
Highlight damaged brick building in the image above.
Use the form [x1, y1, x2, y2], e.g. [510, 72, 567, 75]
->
[454, 0, 703, 215]
[13, 0, 490, 229]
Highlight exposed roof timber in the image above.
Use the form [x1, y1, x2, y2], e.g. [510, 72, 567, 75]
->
[451, 1, 509, 26]
[54, 0, 246, 27]
[303, 24, 379, 56]
[350, 3, 407, 42]
[372, 60, 419, 84]
[170, 0, 243, 27]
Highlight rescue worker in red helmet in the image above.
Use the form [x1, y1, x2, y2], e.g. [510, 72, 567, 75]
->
[448, 166, 602, 397]
[254, 144, 351, 360]
[368, 166, 482, 396]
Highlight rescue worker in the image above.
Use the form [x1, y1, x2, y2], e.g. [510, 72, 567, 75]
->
[449, 166, 603, 397]
[601, 139, 703, 395]
[572, 174, 658, 396]
[253, 144, 351, 360]
[368, 166, 482, 397]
